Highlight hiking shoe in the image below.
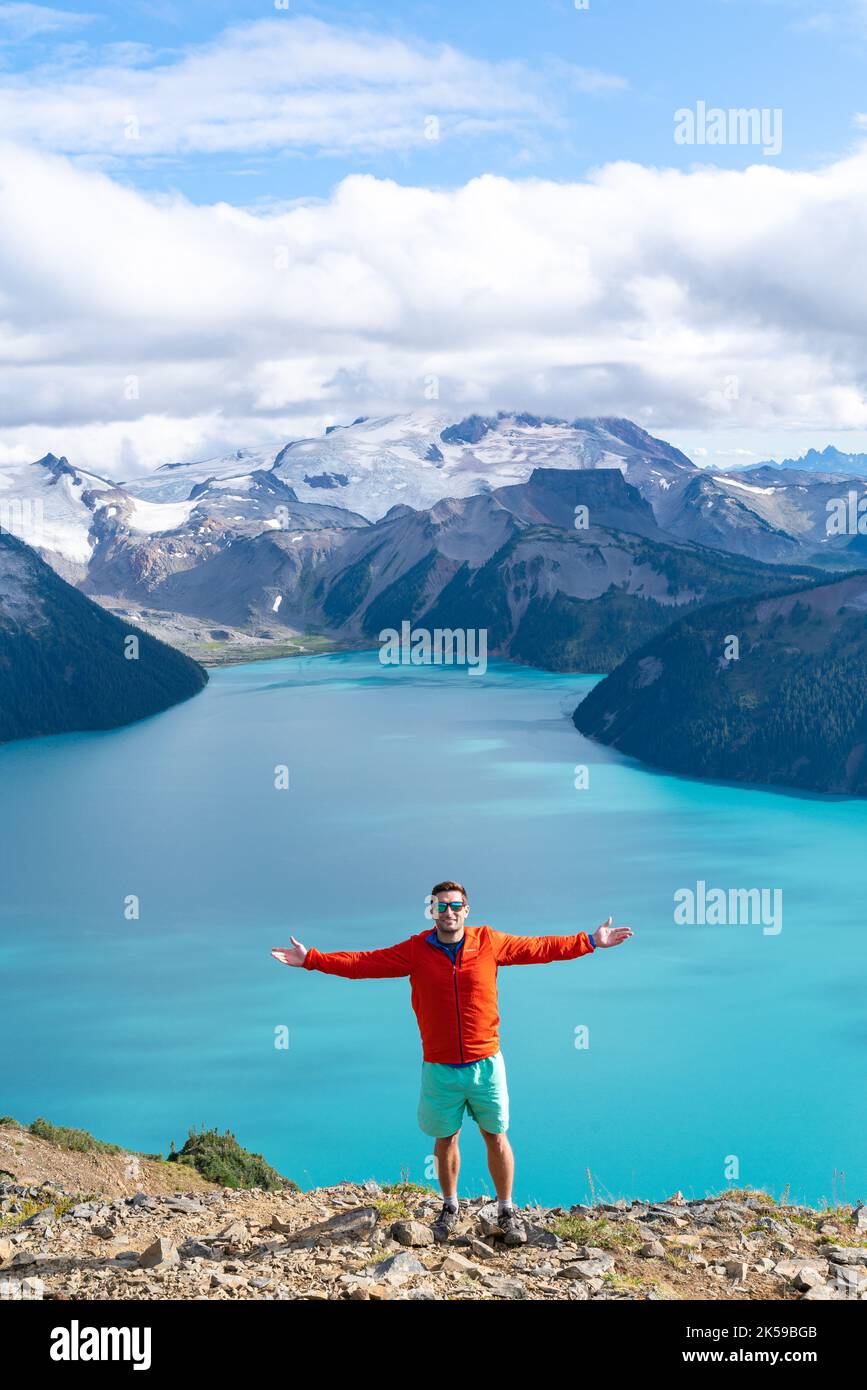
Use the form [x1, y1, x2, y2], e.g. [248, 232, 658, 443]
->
[432, 1203, 460, 1243]
[497, 1207, 527, 1246]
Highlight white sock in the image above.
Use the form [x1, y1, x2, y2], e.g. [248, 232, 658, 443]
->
[442, 1194, 458, 1209]
[498, 1198, 513, 1213]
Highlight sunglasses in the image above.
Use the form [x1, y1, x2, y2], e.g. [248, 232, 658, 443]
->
[436, 901, 465, 913]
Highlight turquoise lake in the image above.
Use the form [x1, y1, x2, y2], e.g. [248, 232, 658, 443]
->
[0, 650, 863, 1209]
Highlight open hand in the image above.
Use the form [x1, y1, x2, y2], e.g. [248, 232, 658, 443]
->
[594, 916, 633, 948]
[271, 936, 307, 967]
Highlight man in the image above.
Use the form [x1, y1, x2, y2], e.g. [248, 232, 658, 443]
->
[272, 881, 632, 1245]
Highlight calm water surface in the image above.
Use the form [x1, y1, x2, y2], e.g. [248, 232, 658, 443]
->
[0, 651, 863, 1207]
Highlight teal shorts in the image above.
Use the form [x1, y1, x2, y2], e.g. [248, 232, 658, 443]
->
[417, 1051, 509, 1137]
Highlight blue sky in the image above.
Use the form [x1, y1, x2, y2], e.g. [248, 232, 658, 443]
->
[3, 0, 866, 201]
[1, 0, 866, 473]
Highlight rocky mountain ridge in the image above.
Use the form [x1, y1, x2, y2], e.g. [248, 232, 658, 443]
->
[2, 1124, 864, 1303]
[7, 416, 866, 606]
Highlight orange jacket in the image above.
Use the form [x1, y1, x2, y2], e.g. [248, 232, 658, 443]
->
[303, 924, 596, 1063]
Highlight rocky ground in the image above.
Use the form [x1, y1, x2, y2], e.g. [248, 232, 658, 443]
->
[91, 595, 363, 666]
[1, 1129, 865, 1301]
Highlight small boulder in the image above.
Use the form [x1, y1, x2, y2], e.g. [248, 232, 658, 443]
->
[319, 1207, 378, 1239]
[390, 1220, 434, 1248]
[372, 1251, 427, 1285]
[441, 1252, 484, 1276]
[559, 1255, 614, 1279]
[479, 1274, 526, 1299]
[214, 1220, 249, 1243]
[640, 1240, 666, 1259]
[755, 1217, 790, 1239]
[163, 1196, 206, 1214]
[137, 1237, 179, 1269]
[825, 1245, 867, 1266]
[468, 1239, 498, 1260]
[801, 1284, 835, 1300]
[179, 1238, 219, 1261]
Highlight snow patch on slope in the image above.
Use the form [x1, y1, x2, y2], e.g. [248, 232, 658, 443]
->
[0, 459, 111, 564]
[126, 497, 198, 534]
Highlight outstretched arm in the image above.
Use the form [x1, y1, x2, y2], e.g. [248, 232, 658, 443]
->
[490, 917, 632, 966]
[272, 935, 413, 979]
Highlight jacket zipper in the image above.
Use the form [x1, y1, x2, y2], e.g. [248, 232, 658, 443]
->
[452, 956, 464, 1062]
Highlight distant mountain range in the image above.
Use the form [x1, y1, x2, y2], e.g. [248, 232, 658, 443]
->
[753, 445, 867, 478]
[121, 412, 696, 521]
[573, 569, 867, 795]
[3, 411, 867, 782]
[2, 414, 865, 607]
[115, 465, 824, 673]
[0, 529, 206, 744]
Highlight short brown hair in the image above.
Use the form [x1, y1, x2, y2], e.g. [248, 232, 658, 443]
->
[431, 880, 467, 901]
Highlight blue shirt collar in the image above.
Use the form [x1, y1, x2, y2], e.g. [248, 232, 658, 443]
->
[426, 928, 465, 952]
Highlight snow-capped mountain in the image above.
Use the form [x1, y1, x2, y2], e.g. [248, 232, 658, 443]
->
[140, 465, 820, 672]
[0, 449, 369, 598]
[123, 412, 697, 523]
[654, 465, 867, 565]
[0, 414, 698, 589]
[120, 442, 288, 503]
[0, 453, 121, 580]
[268, 411, 697, 519]
[146, 466, 660, 630]
[4, 417, 864, 612]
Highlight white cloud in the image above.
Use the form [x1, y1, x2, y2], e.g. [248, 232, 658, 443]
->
[2, 139, 867, 475]
[0, 3, 94, 41]
[792, 0, 867, 33]
[0, 15, 619, 160]
[557, 62, 629, 96]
